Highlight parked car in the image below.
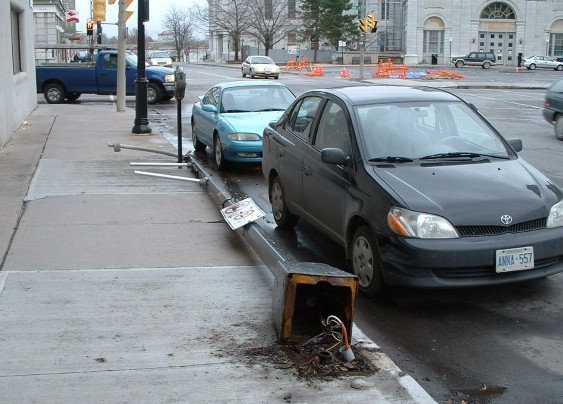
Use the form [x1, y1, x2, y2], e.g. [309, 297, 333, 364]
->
[452, 51, 496, 68]
[522, 55, 563, 71]
[542, 78, 563, 140]
[262, 85, 563, 296]
[36, 51, 175, 104]
[241, 56, 280, 79]
[191, 81, 295, 169]
[147, 51, 173, 67]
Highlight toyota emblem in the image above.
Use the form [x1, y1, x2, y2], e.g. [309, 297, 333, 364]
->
[500, 215, 513, 225]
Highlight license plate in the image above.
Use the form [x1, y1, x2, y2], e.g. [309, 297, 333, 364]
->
[265, 70, 271, 73]
[495, 246, 534, 273]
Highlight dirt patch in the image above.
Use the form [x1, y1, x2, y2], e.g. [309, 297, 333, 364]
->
[241, 342, 379, 381]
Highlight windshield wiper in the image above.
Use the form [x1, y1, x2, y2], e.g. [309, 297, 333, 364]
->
[255, 108, 285, 112]
[369, 156, 414, 163]
[420, 152, 508, 160]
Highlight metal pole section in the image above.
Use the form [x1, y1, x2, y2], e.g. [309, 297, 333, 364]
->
[107, 142, 177, 157]
[132, 0, 152, 134]
[177, 99, 183, 163]
[116, 0, 126, 112]
[134, 171, 207, 184]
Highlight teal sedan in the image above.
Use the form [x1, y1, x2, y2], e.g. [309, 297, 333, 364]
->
[191, 81, 295, 169]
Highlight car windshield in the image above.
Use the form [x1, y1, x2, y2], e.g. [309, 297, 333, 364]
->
[355, 101, 510, 161]
[151, 52, 170, 58]
[251, 57, 274, 64]
[221, 86, 295, 113]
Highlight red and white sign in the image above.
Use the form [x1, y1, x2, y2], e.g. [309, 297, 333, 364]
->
[65, 10, 79, 23]
[221, 198, 265, 230]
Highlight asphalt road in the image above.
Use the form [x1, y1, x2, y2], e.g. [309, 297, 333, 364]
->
[38, 64, 563, 404]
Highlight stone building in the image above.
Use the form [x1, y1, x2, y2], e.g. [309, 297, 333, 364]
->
[206, 0, 563, 66]
[1, 1, 37, 148]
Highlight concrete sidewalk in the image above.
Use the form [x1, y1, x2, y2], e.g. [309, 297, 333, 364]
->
[0, 103, 435, 403]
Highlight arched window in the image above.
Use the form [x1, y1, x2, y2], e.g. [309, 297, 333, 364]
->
[480, 2, 515, 19]
[423, 17, 445, 54]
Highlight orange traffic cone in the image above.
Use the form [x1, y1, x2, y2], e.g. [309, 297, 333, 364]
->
[340, 67, 352, 78]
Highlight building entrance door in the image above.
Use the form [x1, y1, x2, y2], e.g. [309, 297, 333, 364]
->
[480, 32, 516, 66]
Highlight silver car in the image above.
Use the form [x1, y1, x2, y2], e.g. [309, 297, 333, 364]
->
[522, 55, 563, 71]
[241, 56, 280, 79]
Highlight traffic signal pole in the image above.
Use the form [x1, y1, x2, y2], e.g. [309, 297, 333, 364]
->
[132, 0, 152, 134]
[116, 0, 126, 112]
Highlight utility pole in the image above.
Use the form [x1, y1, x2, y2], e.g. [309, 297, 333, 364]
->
[359, 0, 367, 80]
[116, 0, 126, 112]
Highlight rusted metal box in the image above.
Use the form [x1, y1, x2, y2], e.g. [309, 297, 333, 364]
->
[272, 261, 358, 343]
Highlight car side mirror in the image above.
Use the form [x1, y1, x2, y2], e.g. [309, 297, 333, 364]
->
[202, 104, 218, 113]
[507, 138, 523, 152]
[321, 148, 351, 166]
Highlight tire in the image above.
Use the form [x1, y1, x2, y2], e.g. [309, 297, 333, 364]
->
[351, 225, 383, 296]
[482, 61, 491, 69]
[191, 122, 206, 151]
[214, 135, 228, 170]
[66, 93, 81, 101]
[529, 64, 537, 70]
[274, 75, 279, 79]
[147, 82, 163, 104]
[44, 83, 66, 104]
[269, 175, 299, 229]
[555, 115, 563, 140]
[556, 65, 563, 71]
[250, 69, 255, 79]
[242, 68, 246, 78]
[455, 60, 464, 68]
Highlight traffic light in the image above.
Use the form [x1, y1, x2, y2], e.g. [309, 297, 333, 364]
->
[93, 0, 106, 22]
[126, 0, 135, 21]
[368, 14, 378, 33]
[86, 21, 94, 36]
[359, 18, 368, 33]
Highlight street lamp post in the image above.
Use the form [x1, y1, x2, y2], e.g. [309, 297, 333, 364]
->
[449, 38, 453, 65]
[132, 0, 151, 134]
[546, 38, 550, 56]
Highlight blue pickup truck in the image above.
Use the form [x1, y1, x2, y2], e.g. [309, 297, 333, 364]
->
[36, 51, 176, 104]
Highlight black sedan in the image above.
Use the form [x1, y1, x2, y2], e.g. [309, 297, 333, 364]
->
[543, 78, 563, 140]
[262, 85, 563, 296]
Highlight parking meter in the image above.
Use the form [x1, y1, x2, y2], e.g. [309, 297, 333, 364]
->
[174, 66, 186, 101]
[174, 66, 186, 163]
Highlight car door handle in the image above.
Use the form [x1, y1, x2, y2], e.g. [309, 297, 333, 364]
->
[304, 165, 312, 176]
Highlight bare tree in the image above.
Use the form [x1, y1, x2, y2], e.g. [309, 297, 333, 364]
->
[198, 0, 254, 62]
[247, 0, 297, 56]
[163, 4, 197, 62]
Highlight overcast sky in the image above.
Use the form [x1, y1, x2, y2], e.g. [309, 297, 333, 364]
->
[72, 0, 206, 38]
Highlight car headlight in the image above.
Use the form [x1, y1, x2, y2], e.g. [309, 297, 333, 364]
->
[547, 200, 563, 228]
[387, 207, 459, 239]
[227, 132, 261, 141]
[165, 74, 175, 82]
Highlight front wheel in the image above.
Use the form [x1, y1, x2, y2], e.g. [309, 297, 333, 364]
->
[242, 68, 246, 78]
[482, 61, 491, 69]
[214, 135, 228, 170]
[191, 122, 206, 151]
[455, 60, 464, 68]
[270, 175, 299, 229]
[555, 115, 563, 140]
[44, 83, 66, 104]
[351, 225, 383, 296]
[556, 65, 563, 71]
[147, 82, 163, 104]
